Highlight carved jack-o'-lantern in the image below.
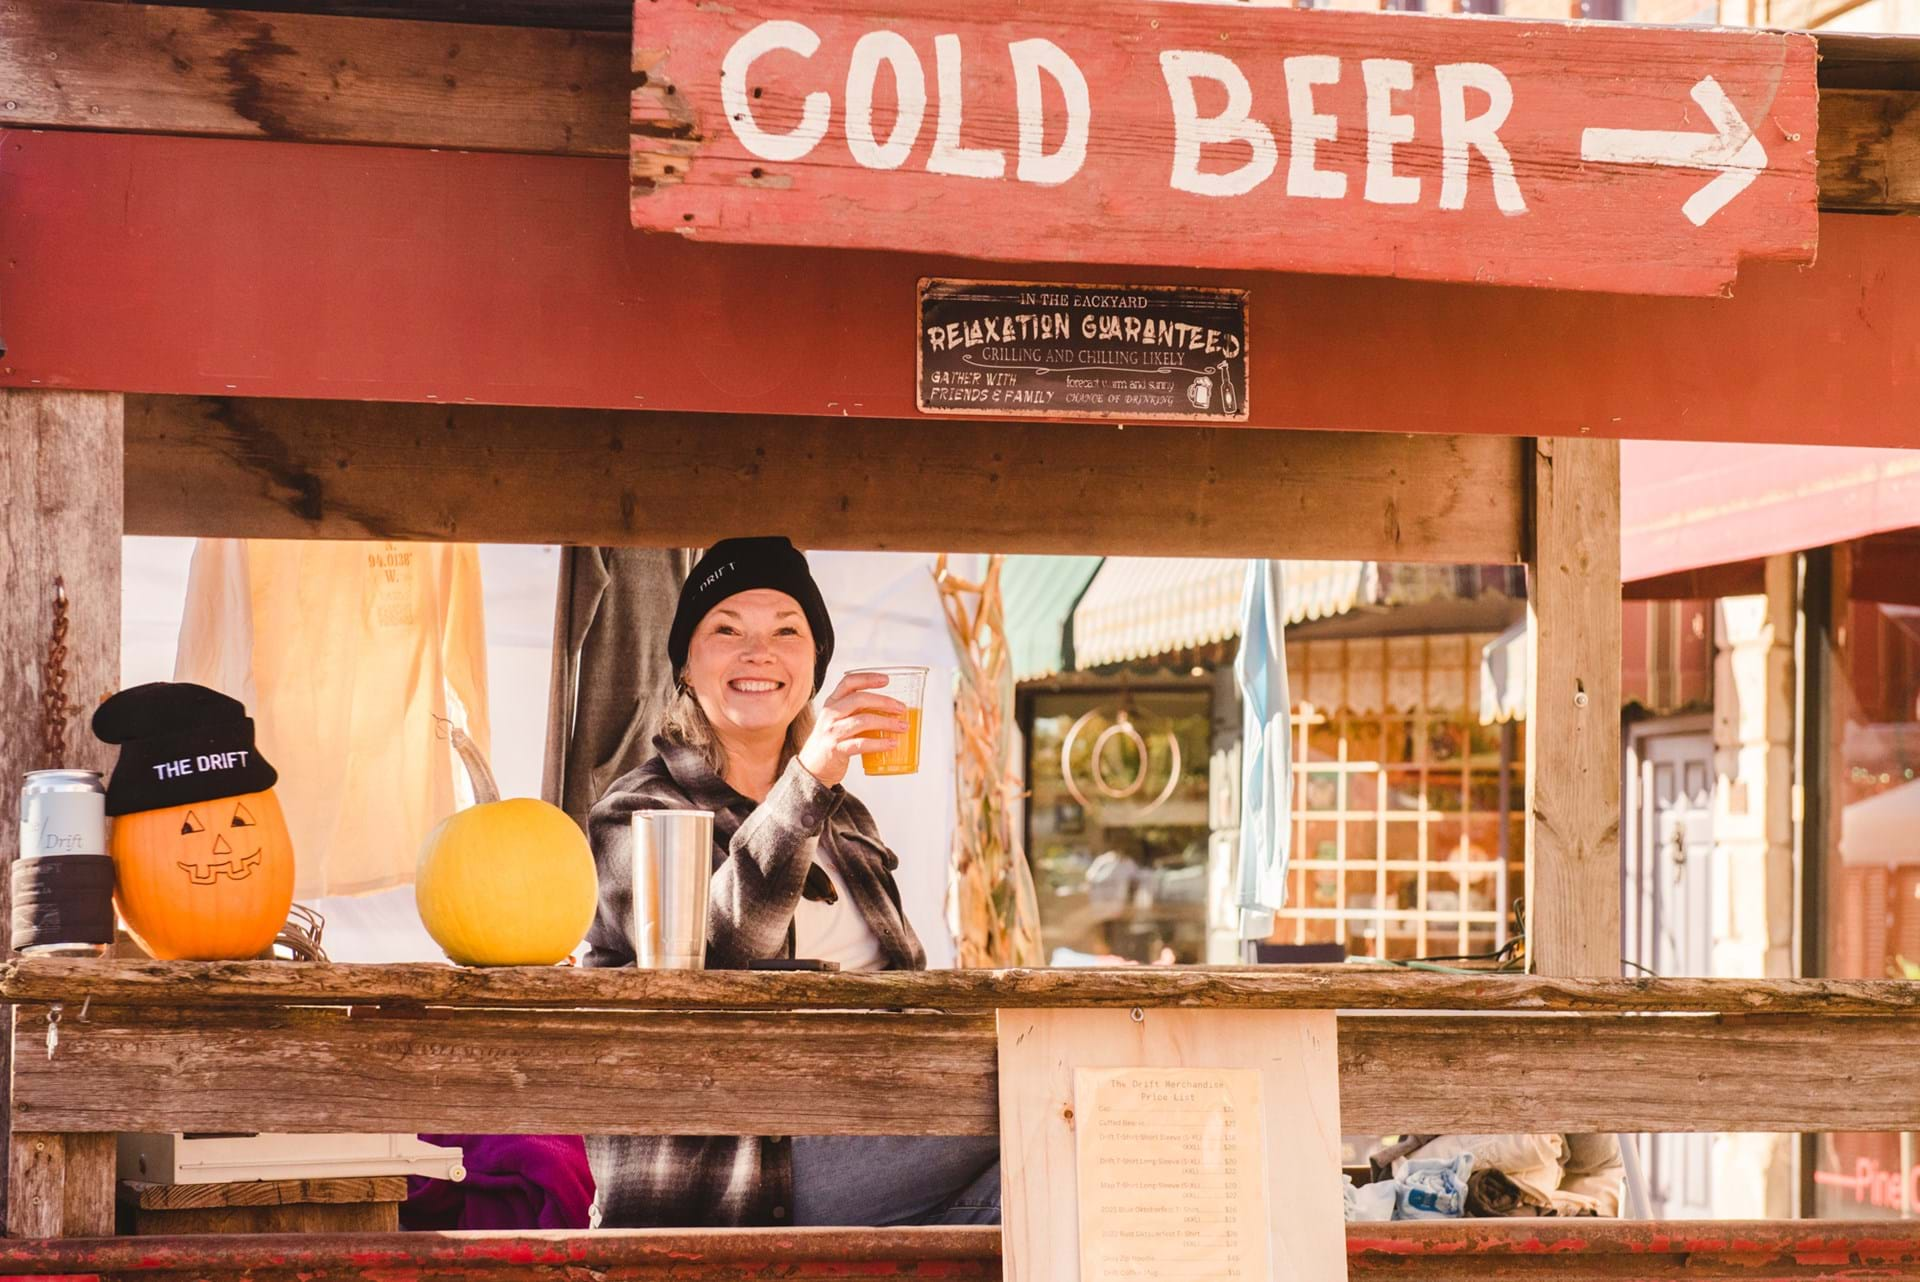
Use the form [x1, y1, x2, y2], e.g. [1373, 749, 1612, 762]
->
[91, 682, 298, 961]
[111, 789, 296, 960]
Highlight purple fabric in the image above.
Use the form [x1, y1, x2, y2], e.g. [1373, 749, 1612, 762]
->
[402, 1134, 594, 1231]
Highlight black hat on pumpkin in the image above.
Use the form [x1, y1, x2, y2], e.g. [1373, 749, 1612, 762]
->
[90, 682, 278, 816]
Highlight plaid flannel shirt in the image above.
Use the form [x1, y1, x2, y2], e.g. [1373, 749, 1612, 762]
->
[582, 735, 924, 1227]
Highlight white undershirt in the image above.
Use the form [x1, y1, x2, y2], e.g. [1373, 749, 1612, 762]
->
[792, 851, 887, 972]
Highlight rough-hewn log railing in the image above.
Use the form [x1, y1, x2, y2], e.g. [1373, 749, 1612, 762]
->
[7, 960, 1920, 1275]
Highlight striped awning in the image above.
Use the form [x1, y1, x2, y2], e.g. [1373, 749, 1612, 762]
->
[1001, 555, 1102, 682]
[1070, 560, 1376, 670]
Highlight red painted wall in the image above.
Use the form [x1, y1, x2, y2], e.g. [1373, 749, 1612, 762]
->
[1, 129, 1915, 448]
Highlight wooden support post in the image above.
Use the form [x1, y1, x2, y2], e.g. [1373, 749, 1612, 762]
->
[0, 390, 125, 1233]
[1524, 437, 1623, 977]
[6, 1133, 115, 1238]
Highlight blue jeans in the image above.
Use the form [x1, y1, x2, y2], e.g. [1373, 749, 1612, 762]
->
[790, 1135, 1001, 1226]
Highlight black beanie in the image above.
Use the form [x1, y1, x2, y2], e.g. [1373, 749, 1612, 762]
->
[668, 537, 835, 692]
[91, 682, 279, 816]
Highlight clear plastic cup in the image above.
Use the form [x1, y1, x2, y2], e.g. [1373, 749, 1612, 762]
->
[848, 666, 928, 777]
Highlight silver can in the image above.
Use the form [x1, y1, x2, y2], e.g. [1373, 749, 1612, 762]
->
[632, 810, 714, 970]
[19, 770, 107, 859]
[17, 769, 112, 958]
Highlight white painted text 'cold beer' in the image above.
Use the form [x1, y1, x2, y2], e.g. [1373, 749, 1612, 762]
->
[719, 20, 1529, 213]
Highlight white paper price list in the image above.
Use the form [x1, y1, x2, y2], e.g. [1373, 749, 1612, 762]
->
[1073, 1067, 1273, 1282]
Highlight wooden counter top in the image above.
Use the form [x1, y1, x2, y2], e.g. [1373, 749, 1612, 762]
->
[6, 958, 1919, 1015]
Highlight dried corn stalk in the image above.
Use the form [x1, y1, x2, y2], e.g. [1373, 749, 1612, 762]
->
[935, 554, 1044, 969]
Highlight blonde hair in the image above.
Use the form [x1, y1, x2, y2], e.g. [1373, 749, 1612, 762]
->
[659, 678, 816, 781]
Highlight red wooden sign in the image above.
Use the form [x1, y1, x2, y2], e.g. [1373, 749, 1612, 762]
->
[631, 2, 1818, 297]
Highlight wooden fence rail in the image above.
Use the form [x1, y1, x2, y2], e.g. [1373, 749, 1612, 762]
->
[11, 958, 1920, 1014]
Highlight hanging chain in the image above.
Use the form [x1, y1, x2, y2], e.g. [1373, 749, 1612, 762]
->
[40, 577, 72, 766]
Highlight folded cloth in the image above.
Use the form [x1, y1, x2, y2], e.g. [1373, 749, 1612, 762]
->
[1396, 1154, 1473, 1220]
[1466, 1167, 1544, 1218]
[1368, 1134, 1435, 1185]
[1557, 1134, 1626, 1218]
[403, 1134, 595, 1231]
[1348, 1178, 1398, 1222]
[1396, 1134, 1567, 1207]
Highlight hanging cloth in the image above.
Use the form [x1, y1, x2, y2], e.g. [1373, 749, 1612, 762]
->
[173, 539, 490, 899]
[1232, 559, 1292, 940]
[542, 547, 693, 829]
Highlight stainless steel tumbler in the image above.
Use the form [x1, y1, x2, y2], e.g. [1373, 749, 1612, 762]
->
[632, 809, 714, 969]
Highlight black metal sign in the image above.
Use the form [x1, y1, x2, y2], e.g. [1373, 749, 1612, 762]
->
[917, 279, 1249, 422]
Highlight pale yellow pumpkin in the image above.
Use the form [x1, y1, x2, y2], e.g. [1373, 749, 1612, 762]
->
[416, 730, 597, 966]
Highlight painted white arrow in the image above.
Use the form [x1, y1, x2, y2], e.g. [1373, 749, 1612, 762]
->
[1580, 76, 1768, 229]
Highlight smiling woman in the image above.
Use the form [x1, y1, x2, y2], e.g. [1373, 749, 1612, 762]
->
[579, 537, 1000, 1231]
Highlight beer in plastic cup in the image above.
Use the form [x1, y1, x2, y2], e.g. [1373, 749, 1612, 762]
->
[848, 666, 927, 777]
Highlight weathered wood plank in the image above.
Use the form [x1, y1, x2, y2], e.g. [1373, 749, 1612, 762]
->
[125, 1177, 406, 1211]
[1818, 89, 1920, 214]
[628, 0, 1819, 297]
[4, 1223, 1920, 1282]
[123, 1180, 409, 1236]
[60, 1134, 114, 1240]
[6, 1133, 114, 1238]
[997, 1009, 1344, 1282]
[18, 1004, 1920, 1135]
[6, 1134, 66, 1239]
[0, 0, 626, 157]
[1525, 437, 1624, 977]
[1816, 31, 1920, 94]
[133, 0, 639, 30]
[17, 1005, 1003, 1137]
[17, 957, 1920, 1015]
[122, 396, 1526, 563]
[130, 1201, 400, 1236]
[0, 390, 123, 1232]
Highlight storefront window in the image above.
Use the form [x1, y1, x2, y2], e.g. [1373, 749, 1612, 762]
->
[1026, 688, 1213, 964]
[1816, 555, 1920, 1218]
[1275, 707, 1525, 960]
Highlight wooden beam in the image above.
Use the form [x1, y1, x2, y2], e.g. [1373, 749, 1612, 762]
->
[124, 1177, 407, 1237]
[0, 0, 627, 157]
[0, 1, 1910, 213]
[4, 1222, 1920, 1282]
[122, 396, 1527, 563]
[17, 1003, 1920, 1135]
[0, 958, 1894, 1012]
[1817, 89, 1920, 214]
[126, 1177, 406, 1212]
[142, 0, 639, 30]
[18, 958, 1920, 1015]
[0, 391, 123, 1233]
[1525, 437, 1623, 977]
[9, 132, 1920, 448]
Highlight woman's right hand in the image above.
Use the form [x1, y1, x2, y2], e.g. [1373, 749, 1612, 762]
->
[797, 672, 910, 789]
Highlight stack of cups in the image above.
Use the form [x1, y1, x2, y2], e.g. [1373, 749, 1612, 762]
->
[632, 810, 714, 969]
